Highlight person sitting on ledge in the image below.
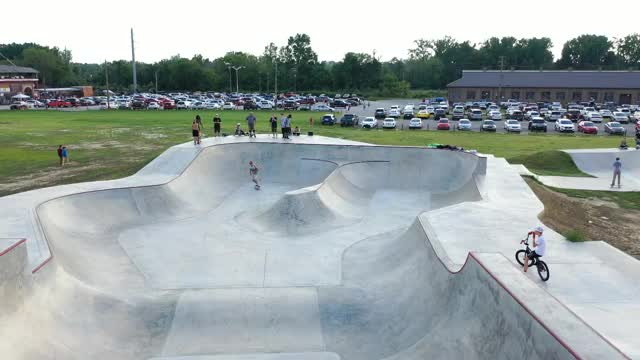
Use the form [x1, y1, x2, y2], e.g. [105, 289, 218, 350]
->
[619, 138, 628, 150]
[292, 126, 301, 136]
[235, 123, 246, 136]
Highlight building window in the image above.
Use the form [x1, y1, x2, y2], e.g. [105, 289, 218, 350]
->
[556, 92, 565, 101]
[526, 91, 535, 100]
[511, 91, 520, 100]
[588, 92, 598, 102]
[572, 92, 582, 101]
[604, 92, 614, 102]
[466, 90, 476, 100]
[481, 90, 491, 100]
[541, 91, 551, 101]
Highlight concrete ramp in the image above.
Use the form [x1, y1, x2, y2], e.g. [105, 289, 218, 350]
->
[0, 136, 633, 359]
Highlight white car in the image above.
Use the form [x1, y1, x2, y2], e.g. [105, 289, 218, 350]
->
[390, 105, 400, 112]
[222, 102, 235, 110]
[600, 109, 613, 119]
[487, 105, 500, 112]
[311, 104, 335, 112]
[382, 118, 397, 129]
[503, 119, 521, 133]
[457, 119, 472, 131]
[361, 117, 377, 128]
[402, 105, 414, 114]
[147, 102, 161, 110]
[99, 101, 117, 109]
[585, 112, 603, 123]
[176, 101, 193, 110]
[612, 111, 630, 124]
[257, 100, 273, 110]
[408, 118, 422, 129]
[555, 119, 575, 132]
[545, 110, 563, 121]
[26, 99, 45, 108]
[388, 109, 401, 118]
[425, 106, 435, 114]
[488, 111, 502, 121]
[205, 102, 221, 110]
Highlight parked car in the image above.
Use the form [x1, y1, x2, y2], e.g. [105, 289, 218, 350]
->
[452, 106, 465, 120]
[585, 112, 603, 123]
[408, 118, 423, 129]
[331, 99, 350, 108]
[545, 110, 563, 122]
[599, 109, 613, 119]
[163, 101, 176, 110]
[382, 118, 397, 129]
[361, 117, 377, 129]
[436, 119, 450, 130]
[480, 120, 497, 132]
[488, 111, 502, 121]
[457, 119, 472, 131]
[388, 109, 401, 118]
[374, 108, 386, 119]
[528, 117, 547, 132]
[509, 110, 524, 121]
[403, 111, 414, 120]
[47, 99, 72, 108]
[222, 102, 235, 110]
[433, 108, 447, 120]
[469, 109, 483, 121]
[25, 99, 45, 108]
[311, 104, 335, 112]
[9, 101, 28, 110]
[604, 122, 626, 135]
[612, 111, 630, 124]
[147, 101, 161, 110]
[577, 121, 598, 134]
[555, 119, 575, 132]
[340, 113, 359, 127]
[503, 119, 521, 133]
[321, 114, 336, 125]
[416, 109, 431, 119]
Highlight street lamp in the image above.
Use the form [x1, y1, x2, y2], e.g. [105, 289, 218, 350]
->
[224, 63, 232, 93]
[232, 66, 245, 94]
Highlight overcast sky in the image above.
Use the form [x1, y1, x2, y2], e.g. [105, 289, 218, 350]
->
[3, 0, 639, 64]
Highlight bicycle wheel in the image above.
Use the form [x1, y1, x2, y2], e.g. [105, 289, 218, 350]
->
[515, 250, 534, 266]
[537, 261, 550, 282]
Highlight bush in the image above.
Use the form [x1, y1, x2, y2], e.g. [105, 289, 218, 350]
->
[564, 229, 587, 242]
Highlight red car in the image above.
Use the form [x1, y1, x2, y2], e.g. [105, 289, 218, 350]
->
[47, 99, 72, 108]
[437, 119, 450, 130]
[577, 121, 598, 134]
[162, 100, 176, 110]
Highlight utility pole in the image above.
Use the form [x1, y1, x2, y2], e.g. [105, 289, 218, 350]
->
[225, 63, 232, 93]
[498, 56, 505, 102]
[105, 60, 110, 109]
[274, 60, 278, 108]
[131, 28, 138, 94]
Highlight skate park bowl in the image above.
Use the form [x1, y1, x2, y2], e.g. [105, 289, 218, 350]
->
[0, 136, 636, 359]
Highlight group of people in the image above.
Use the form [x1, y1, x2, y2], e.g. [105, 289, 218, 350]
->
[192, 113, 304, 144]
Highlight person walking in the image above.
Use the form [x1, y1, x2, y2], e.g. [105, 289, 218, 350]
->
[246, 112, 257, 138]
[270, 114, 278, 138]
[213, 114, 221, 137]
[192, 120, 200, 145]
[57, 145, 63, 166]
[61, 146, 68, 165]
[611, 157, 622, 188]
[280, 113, 289, 139]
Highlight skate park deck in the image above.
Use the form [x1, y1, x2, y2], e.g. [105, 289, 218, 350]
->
[0, 135, 637, 359]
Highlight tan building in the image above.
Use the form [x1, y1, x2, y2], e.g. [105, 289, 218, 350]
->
[447, 70, 640, 105]
[0, 65, 39, 104]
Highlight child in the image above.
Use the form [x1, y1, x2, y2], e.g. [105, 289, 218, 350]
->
[249, 161, 260, 190]
[192, 120, 200, 145]
[57, 145, 63, 166]
[235, 123, 245, 136]
[293, 126, 301, 136]
[270, 114, 278, 138]
[61, 146, 68, 165]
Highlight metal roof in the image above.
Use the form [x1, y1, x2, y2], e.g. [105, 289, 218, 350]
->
[447, 70, 640, 89]
[0, 64, 39, 74]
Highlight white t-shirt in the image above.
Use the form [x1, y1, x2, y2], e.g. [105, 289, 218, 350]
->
[535, 235, 546, 256]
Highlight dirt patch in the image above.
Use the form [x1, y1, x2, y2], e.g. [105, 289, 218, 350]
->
[525, 177, 640, 258]
[0, 162, 107, 194]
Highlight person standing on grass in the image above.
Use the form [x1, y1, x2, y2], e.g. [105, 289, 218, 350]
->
[270, 114, 278, 138]
[309, 116, 313, 127]
[195, 115, 203, 143]
[213, 114, 221, 136]
[57, 145, 63, 166]
[192, 120, 200, 145]
[246, 112, 257, 138]
[61, 146, 68, 165]
[611, 157, 622, 188]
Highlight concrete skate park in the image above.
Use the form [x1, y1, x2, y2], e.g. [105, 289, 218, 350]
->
[0, 135, 638, 359]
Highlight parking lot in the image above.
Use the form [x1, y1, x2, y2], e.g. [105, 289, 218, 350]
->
[345, 99, 638, 136]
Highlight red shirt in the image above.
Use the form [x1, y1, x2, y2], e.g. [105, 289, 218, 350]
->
[57, 148, 62, 157]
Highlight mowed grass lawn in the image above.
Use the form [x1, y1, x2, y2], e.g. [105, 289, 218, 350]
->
[0, 109, 623, 196]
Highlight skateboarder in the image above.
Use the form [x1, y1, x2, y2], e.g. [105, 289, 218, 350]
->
[246, 112, 257, 138]
[611, 157, 622, 188]
[249, 161, 260, 190]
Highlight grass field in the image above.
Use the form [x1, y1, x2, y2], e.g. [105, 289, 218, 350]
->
[0, 109, 624, 196]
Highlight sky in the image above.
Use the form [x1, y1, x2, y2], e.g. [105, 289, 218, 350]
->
[3, 0, 639, 64]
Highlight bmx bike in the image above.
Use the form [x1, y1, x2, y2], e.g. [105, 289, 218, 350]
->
[515, 236, 550, 282]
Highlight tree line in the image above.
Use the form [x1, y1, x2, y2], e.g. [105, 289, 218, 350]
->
[2, 33, 640, 96]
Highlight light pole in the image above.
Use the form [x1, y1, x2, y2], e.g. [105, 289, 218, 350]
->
[224, 63, 232, 93]
[274, 60, 278, 108]
[232, 66, 244, 94]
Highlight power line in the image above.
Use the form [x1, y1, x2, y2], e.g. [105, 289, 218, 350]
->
[0, 52, 17, 67]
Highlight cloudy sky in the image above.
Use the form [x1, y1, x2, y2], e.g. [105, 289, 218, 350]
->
[3, 0, 639, 63]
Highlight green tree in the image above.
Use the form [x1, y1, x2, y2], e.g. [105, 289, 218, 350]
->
[616, 34, 640, 68]
[558, 35, 617, 69]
